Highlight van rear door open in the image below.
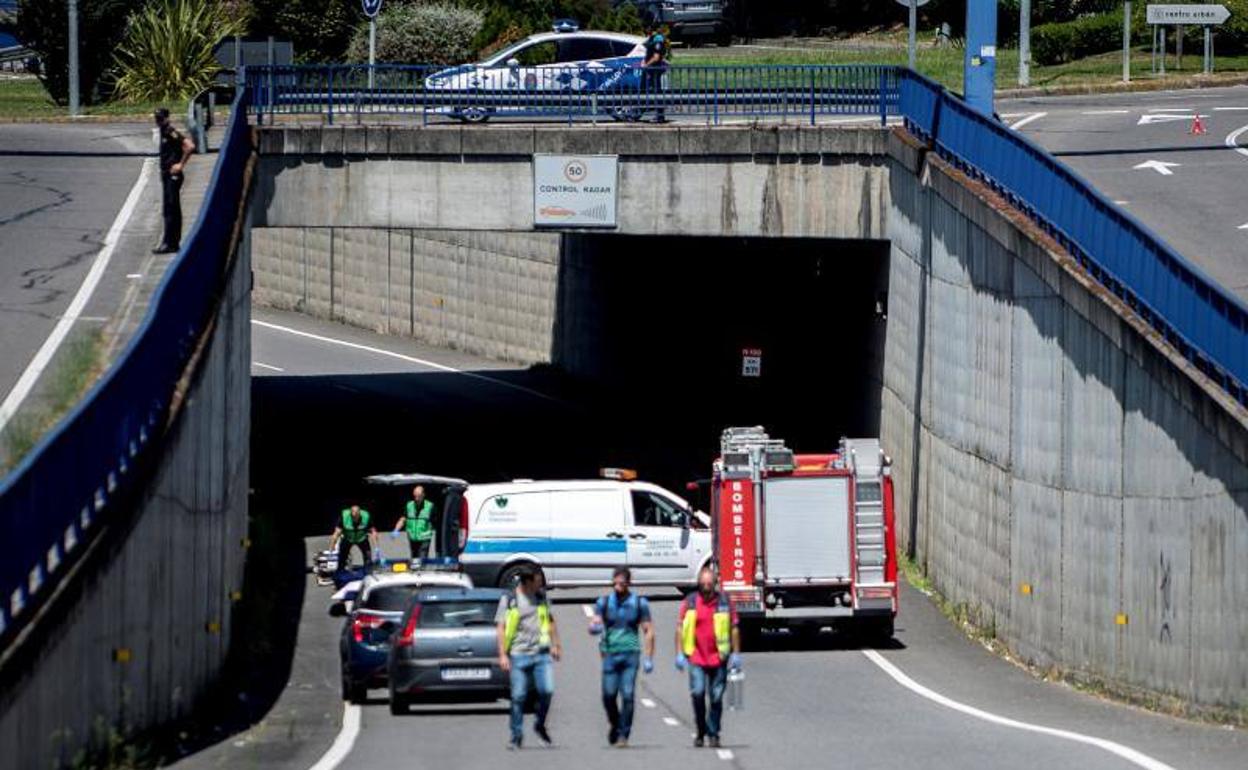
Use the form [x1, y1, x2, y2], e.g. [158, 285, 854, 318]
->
[364, 473, 469, 559]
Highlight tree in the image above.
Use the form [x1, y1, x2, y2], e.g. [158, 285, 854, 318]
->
[250, 0, 358, 62]
[15, 0, 140, 105]
[112, 0, 247, 102]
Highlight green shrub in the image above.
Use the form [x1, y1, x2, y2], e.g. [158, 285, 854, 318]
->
[250, 0, 359, 62]
[112, 0, 246, 102]
[1032, 11, 1125, 65]
[346, 1, 483, 64]
[15, 0, 141, 105]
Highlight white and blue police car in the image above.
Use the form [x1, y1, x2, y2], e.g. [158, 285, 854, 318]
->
[424, 27, 649, 122]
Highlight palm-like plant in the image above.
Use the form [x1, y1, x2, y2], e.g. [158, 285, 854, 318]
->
[112, 0, 246, 102]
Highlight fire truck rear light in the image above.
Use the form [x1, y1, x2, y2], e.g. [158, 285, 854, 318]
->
[600, 467, 638, 481]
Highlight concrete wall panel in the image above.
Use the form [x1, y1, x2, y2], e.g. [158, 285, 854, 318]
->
[1059, 491, 1121, 677]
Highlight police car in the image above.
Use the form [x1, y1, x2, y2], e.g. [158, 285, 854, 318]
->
[424, 27, 649, 122]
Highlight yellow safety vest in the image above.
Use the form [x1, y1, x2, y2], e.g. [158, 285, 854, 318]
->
[681, 593, 732, 659]
[503, 595, 552, 652]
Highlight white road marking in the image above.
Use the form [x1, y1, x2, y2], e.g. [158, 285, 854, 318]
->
[126, 273, 143, 279]
[1239, 223, 1248, 230]
[581, 604, 596, 618]
[1146, 107, 1193, 112]
[640, 698, 657, 709]
[307, 703, 361, 770]
[1114, 200, 1130, 205]
[1226, 124, 1248, 159]
[1082, 109, 1130, 115]
[1137, 113, 1207, 125]
[662, 717, 681, 726]
[1008, 112, 1047, 130]
[1214, 106, 1248, 111]
[0, 157, 155, 434]
[251, 319, 560, 402]
[1133, 160, 1180, 175]
[861, 650, 1177, 770]
[251, 361, 285, 372]
[717, 748, 735, 760]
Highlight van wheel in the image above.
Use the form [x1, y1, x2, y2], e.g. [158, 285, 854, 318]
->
[498, 564, 542, 589]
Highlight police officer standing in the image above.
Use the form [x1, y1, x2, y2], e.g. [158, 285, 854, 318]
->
[641, 22, 670, 123]
[392, 485, 435, 560]
[153, 107, 194, 254]
[330, 504, 378, 570]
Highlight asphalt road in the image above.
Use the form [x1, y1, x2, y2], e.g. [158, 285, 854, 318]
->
[0, 123, 158, 408]
[178, 308, 1247, 770]
[998, 85, 1248, 300]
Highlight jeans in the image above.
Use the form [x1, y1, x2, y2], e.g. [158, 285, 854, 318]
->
[643, 64, 667, 119]
[336, 538, 371, 570]
[159, 172, 183, 248]
[509, 653, 553, 741]
[689, 664, 728, 739]
[601, 651, 640, 739]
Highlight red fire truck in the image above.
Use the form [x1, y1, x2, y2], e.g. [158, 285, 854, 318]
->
[709, 427, 897, 644]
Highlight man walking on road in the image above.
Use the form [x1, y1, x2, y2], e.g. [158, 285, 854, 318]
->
[153, 108, 194, 254]
[589, 566, 655, 747]
[497, 569, 562, 750]
[675, 565, 741, 748]
[393, 485, 434, 560]
[330, 504, 377, 570]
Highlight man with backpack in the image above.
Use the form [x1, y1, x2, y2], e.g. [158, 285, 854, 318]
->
[588, 566, 655, 747]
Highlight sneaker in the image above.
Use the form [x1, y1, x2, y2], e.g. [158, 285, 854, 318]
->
[616, 738, 629, 748]
[693, 735, 705, 748]
[534, 725, 552, 745]
[507, 737, 522, 750]
[152, 244, 177, 254]
[708, 736, 721, 749]
[608, 727, 619, 746]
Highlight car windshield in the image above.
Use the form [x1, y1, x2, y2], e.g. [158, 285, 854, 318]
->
[418, 600, 498, 628]
[362, 585, 421, 612]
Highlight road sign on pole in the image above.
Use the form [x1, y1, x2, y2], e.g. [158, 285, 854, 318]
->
[362, 0, 382, 89]
[894, 0, 929, 71]
[1146, 4, 1230, 25]
[1019, 0, 1031, 87]
[1123, 1, 1132, 83]
[67, 0, 78, 117]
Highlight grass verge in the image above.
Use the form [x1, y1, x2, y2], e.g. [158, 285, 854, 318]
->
[896, 551, 1247, 727]
[0, 76, 166, 121]
[1, 328, 106, 473]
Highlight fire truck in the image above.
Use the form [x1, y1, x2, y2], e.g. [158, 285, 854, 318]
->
[709, 427, 897, 644]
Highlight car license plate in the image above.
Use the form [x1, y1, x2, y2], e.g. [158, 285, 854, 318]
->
[442, 667, 490, 681]
[734, 601, 764, 613]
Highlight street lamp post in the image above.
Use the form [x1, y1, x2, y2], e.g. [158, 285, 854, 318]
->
[1019, 0, 1031, 87]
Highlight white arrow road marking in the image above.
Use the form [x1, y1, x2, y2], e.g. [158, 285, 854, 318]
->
[861, 650, 1177, 770]
[307, 703, 361, 770]
[1226, 124, 1248, 159]
[1137, 113, 1208, 125]
[1009, 112, 1047, 130]
[1133, 160, 1180, 175]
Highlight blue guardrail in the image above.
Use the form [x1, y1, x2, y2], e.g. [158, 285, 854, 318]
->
[0, 92, 253, 648]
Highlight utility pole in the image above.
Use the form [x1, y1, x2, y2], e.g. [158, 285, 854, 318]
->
[67, 0, 79, 116]
[1019, 0, 1031, 87]
[908, 0, 917, 70]
[1123, 1, 1131, 82]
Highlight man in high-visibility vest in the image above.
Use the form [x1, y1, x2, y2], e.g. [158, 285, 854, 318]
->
[495, 568, 562, 750]
[392, 485, 434, 560]
[674, 565, 741, 749]
[329, 504, 378, 571]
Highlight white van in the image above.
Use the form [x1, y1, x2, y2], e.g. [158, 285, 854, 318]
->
[365, 473, 712, 589]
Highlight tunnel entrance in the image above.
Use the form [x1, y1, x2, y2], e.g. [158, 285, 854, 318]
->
[251, 234, 889, 535]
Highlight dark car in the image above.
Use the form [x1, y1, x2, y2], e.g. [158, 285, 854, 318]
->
[627, 0, 731, 45]
[387, 587, 509, 714]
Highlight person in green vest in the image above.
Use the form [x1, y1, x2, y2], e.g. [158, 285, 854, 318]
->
[330, 504, 377, 571]
[393, 485, 435, 560]
[495, 568, 562, 750]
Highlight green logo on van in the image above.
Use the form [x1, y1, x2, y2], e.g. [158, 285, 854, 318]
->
[495, 496, 508, 509]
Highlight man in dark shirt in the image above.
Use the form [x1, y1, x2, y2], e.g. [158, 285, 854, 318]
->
[641, 23, 669, 123]
[153, 108, 195, 254]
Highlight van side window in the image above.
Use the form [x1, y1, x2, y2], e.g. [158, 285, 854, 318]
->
[631, 491, 687, 528]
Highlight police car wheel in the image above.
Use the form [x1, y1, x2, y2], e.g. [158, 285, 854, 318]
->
[610, 108, 641, 122]
[457, 107, 491, 124]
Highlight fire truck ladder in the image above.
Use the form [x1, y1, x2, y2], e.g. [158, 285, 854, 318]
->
[844, 439, 888, 587]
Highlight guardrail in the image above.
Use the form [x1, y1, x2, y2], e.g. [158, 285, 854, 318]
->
[0, 91, 253, 650]
[899, 69, 1248, 405]
[245, 64, 898, 126]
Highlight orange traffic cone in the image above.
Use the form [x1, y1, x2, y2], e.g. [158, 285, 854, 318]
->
[1190, 114, 1208, 135]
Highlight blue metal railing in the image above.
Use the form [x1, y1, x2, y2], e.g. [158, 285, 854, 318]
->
[899, 69, 1248, 404]
[244, 64, 899, 126]
[0, 91, 253, 648]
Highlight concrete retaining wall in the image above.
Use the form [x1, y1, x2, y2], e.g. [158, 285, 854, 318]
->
[252, 125, 889, 239]
[0, 234, 252, 769]
[882, 135, 1248, 710]
[253, 227, 560, 364]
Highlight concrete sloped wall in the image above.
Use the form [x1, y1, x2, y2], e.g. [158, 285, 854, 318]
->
[0, 236, 251, 769]
[883, 139, 1248, 711]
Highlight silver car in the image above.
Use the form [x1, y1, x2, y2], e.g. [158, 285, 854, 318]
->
[386, 587, 510, 714]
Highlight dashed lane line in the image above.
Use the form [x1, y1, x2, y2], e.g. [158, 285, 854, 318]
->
[717, 749, 735, 761]
[662, 717, 681, 727]
[640, 698, 657, 709]
[861, 650, 1177, 770]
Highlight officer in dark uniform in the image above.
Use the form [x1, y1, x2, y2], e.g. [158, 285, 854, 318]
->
[641, 23, 669, 123]
[153, 107, 195, 254]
